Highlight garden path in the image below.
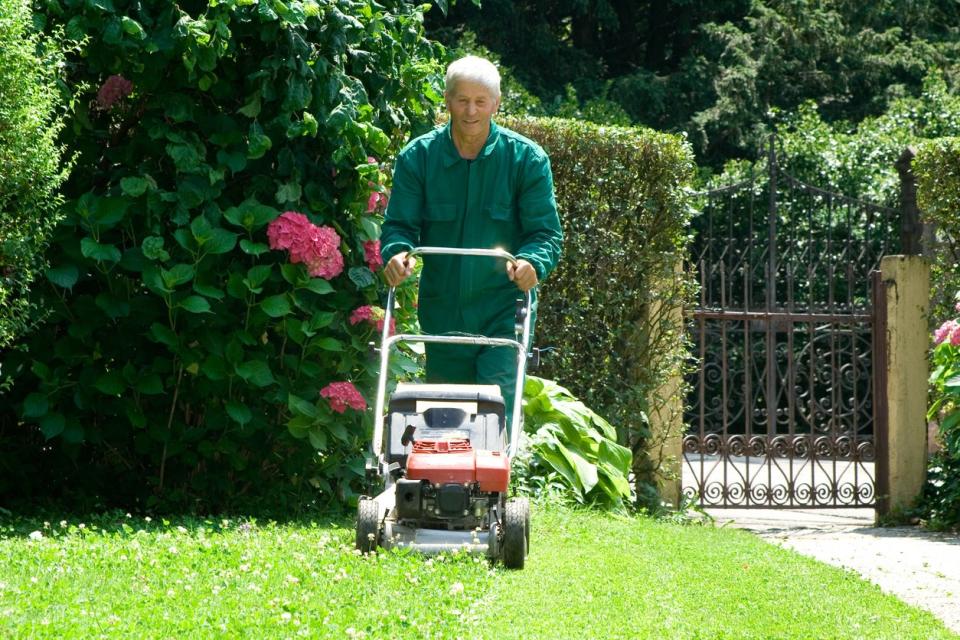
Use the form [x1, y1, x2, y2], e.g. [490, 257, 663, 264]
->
[709, 508, 960, 634]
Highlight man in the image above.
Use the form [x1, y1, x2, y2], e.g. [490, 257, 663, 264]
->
[380, 55, 563, 425]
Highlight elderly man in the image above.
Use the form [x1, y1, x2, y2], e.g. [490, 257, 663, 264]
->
[380, 55, 563, 424]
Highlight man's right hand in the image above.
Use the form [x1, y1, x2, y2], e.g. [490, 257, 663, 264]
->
[384, 252, 417, 287]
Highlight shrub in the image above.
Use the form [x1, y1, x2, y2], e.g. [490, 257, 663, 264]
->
[921, 296, 960, 530]
[0, 0, 443, 510]
[497, 115, 695, 507]
[915, 137, 960, 321]
[0, 0, 71, 349]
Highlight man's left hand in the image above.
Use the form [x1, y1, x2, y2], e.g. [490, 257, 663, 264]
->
[507, 259, 538, 292]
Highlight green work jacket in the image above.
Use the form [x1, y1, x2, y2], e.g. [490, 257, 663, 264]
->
[381, 121, 563, 336]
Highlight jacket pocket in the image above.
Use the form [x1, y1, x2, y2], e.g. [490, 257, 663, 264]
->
[486, 204, 513, 221]
[425, 203, 457, 221]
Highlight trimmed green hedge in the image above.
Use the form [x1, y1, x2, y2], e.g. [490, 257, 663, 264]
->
[499, 116, 696, 507]
[916, 138, 960, 321]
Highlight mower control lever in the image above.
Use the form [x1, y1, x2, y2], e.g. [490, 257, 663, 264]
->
[401, 425, 417, 447]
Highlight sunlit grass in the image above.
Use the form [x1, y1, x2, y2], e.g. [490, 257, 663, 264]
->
[0, 506, 954, 639]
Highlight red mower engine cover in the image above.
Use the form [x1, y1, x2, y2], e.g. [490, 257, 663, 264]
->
[406, 439, 510, 492]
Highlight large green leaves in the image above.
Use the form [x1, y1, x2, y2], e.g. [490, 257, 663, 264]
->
[522, 376, 632, 509]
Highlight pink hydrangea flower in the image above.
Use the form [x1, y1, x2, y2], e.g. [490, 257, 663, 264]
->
[320, 381, 366, 414]
[363, 240, 383, 271]
[366, 190, 388, 214]
[934, 320, 959, 345]
[266, 211, 344, 280]
[955, 300, 960, 313]
[350, 305, 395, 335]
[96, 75, 133, 110]
[367, 156, 378, 165]
[953, 326, 960, 347]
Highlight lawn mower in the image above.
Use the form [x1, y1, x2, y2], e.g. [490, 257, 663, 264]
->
[355, 247, 533, 569]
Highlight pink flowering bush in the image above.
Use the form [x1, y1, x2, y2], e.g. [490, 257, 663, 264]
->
[267, 211, 344, 280]
[320, 382, 367, 414]
[924, 294, 960, 529]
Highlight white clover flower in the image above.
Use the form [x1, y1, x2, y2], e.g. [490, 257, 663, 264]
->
[449, 582, 464, 595]
[28, 531, 43, 541]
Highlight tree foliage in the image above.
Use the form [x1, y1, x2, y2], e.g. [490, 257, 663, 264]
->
[1, 0, 443, 510]
[428, 0, 960, 164]
[0, 0, 71, 350]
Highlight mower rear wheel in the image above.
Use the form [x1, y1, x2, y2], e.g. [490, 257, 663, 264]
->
[502, 498, 527, 569]
[356, 498, 380, 553]
[514, 497, 531, 553]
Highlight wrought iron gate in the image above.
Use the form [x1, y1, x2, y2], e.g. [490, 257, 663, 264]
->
[683, 137, 899, 508]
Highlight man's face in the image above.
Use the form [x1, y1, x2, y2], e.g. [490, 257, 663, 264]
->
[445, 80, 500, 140]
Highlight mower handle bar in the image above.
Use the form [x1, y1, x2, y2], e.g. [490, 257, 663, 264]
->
[371, 247, 533, 467]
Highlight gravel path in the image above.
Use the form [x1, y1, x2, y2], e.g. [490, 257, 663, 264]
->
[708, 508, 960, 634]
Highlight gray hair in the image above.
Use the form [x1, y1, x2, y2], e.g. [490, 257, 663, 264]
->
[444, 56, 501, 99]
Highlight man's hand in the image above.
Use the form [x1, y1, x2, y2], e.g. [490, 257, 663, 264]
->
[507, 258, 538, 292]
[384, 252, 417, 287]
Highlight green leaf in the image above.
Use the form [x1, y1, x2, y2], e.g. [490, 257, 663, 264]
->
[328, 421, 349, 443]
[202, 228, 238, 255]
[304, 278, 334, 295]
[45, 265, 79, 289]
[223, 198, 278, 231]
[315, 337, 344, 351]
[136, 375, 164, 395]
[288, 394, 318, 418]
[235, 360, 274, 387]
[95, 292, 131, 318]
[141, 236, 170, 261]
[348, 267, 377, 289]
[281, 263, 305, 285]
[193, 283, 225, 300]
[260, 294, 292, 317]
[360, 216, 381, 241]
[247, 122, 272, 159]
[238, 91, 261, 118]
[121, 176, 151, 197]
[275, 180, 302, 203]
[246, 265, 272, 289]
[226, 400, 253, 425]
[148, 323, 178, 348]
[161, 264, 195, 288]
[39, 413, 65, 440]
[94, 370, 125, 395]
[308, 428, 327, 451]
[23, 393, 48, 418]
[239, 239, 270, 256]
[80, 237, 122, 263]
[179, 295, 212, 313]
[121, 16, 146, 38]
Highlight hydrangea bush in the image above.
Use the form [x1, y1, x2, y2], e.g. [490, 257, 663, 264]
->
[924, 295, 960, 529]
[1, 0, 441, 509]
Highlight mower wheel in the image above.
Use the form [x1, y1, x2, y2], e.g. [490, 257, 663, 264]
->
[514, 497, 531, 553]
[356, 498, 380, 553]
[502, 498, 527, 569]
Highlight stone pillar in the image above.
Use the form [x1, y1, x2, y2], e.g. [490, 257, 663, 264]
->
[643, 259, 686, 510]
[876, 255, 930, 516]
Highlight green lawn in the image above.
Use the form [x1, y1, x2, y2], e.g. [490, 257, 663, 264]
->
[0, 505, 954, 639]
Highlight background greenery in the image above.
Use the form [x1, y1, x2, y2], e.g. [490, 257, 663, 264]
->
[0, 0, 71, 351]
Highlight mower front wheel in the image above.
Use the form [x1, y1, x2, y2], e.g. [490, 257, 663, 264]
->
[502, 498, 528, 569]
[355, 498, 380, 553]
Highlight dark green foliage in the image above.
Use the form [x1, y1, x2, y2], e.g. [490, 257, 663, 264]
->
[916, 137, 960, 321]
[0, 0, 443, 510]
[498, 115, 695, 503]
[0, 0, 71, 349]
[427, 1, 960, 164]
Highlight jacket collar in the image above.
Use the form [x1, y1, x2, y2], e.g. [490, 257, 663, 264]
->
[442, 121, 500, 167]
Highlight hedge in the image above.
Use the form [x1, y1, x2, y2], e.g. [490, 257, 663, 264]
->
[915, 138, 960, 321]
[499, 116, 696, 507]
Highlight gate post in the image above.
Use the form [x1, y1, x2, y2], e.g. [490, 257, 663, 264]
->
[876, 255, 930, 516]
